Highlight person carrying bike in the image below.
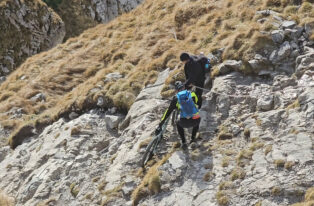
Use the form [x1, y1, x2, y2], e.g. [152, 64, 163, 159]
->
[180, 52, 211, 109]
[155, 81, 201, 149]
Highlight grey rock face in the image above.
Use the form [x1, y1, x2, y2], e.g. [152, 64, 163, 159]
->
[97, 96, 105, 107]
[30, 93, 46, 102]
[218, 60, 242, 75]
[104, 72, 123, 82]
[90, 0, 143, 23]
[69, 112, 79, 120]
[0, 76, 6, 83]
[271, 30, 285, 44]
[295, 47, 314, 78]
[304, 21, 314, 37]
[277, 41, 291, 60]
[0, 0, 65, 76]
[249, 55, 271, 72]
[257, 95, 274, 111]
[223, 60, 242, 70]
[0, 146, 10, 162]
[105, 115, 124, 129]
[281, 20, 296, 29]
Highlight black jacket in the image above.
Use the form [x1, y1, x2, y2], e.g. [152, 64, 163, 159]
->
[184, 55, 208, 87]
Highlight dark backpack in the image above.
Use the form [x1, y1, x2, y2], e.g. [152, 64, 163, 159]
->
[197, 55, 211, 73]
[176, 90, 199, 118]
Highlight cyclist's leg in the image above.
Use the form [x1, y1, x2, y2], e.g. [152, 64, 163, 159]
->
[191, 118, 201, 141]
[195, 87, 203, 109]
[176, 119, 186, 144]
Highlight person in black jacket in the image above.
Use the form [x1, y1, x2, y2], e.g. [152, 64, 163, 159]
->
[180, 52, 210, 109]
[155, 81, 201, 149]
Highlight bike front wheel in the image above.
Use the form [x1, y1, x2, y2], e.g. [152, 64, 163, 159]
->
[141, 137, 159, 168]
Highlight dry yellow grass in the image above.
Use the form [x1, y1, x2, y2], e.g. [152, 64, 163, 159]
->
[216, 191, 229, 206]
[291, 187, 314, 206]
[1, 0, 313, 149]
[230, 167, 246, 181]
[0, 191, 14, 206]
[132, 152, 172, 205]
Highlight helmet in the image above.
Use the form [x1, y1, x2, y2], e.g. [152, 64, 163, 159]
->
[180, 52, 190, 61]
[175, 81, 184, 91]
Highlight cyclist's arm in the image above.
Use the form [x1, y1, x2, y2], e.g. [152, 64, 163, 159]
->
[184, 65, 192, 87]
[191, 92, 198, 104]
[159, 97, 177, 127]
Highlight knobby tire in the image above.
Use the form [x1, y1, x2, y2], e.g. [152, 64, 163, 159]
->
[141, 137, 158, 167]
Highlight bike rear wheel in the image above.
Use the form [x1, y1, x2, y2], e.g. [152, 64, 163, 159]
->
[141, 137, 158, 167]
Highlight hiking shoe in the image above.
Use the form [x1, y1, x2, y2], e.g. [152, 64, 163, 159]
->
[190, 142, 197, 150]
[189, 139, 196, 144]
[181, 143, 188, 150]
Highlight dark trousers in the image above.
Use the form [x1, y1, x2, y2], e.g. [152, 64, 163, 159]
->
[193, 80, 205, 109]
[195, 87, 203, 109]
[176, 118, 201, 143]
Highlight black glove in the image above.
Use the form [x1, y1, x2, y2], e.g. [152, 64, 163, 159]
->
[155, 125, 162, 135]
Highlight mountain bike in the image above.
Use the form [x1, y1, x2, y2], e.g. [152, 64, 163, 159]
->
[141, 116, 171, 168]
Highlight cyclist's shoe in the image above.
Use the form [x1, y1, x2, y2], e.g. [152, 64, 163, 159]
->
[181, 142, 188, 150]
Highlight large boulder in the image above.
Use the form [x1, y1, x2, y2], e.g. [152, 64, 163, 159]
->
[257, 95, 274, 111]
[295, 47, 314, 78]
[105, 115, 124, 129]
[277, 41, 291, 60]
[281, 20, 296, 29]
[0, 0, 65, 76]
[218, 60, 242, 75]
[271, 30, 284, 44]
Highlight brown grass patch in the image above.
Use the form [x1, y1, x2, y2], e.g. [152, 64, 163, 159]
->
[230, 167, 246, 181]
[274, 159, 286, 168]
[131, 152, 172, 205]
[271, 186, 282, 196]
[291, 187, 314, 206]
[216, 191, 229, 206]
[0, 191, 14, 206]
[236, 149, 253, 167]
[203, 171, 215, 182]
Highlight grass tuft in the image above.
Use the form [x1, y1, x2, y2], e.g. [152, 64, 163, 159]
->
[274, 159, 286, 168]
[230, 167, 246, 181]
[291, 187, 314, 206]
[148, 174, 161, 194]
[284, 161, 295, 170]
[271, 186, 281, 196]
[70, 126, 81, 136]
[264, 145, 273, 155]
[0, 191, 14, 206]
[218, 133, 233, 140]
[203, 172, 214, 182]
[222, 156, 230, 167]
[70, 183, 80, 197]
[216, 191, 229, 206]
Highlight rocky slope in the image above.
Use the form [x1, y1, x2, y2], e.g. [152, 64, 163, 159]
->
[0, 0, 313, 149]
[0, 0, 313, 206]
[0, 44, 313, 205]
[0, 0, 65, 78]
